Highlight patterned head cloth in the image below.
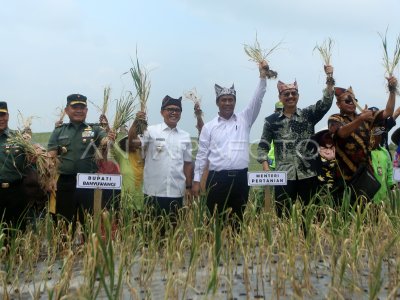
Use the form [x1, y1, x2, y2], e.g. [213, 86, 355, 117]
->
[161, 95, 182, 110]
[277, 80, 298, 94]
[334, 86, 354, 99]
[214, 83, 236, 102]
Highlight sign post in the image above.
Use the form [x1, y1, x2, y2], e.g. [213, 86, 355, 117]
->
[247, 171, 287, 212]
[76, 173, 122, 230]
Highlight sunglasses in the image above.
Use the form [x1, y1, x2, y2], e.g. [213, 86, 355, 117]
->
[163, 107, 182, 113]
[342, 95, 358, 105]
[282, 91, 299, 97]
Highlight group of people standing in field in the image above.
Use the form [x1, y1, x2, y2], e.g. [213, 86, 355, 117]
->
[0, 58, 399, 232]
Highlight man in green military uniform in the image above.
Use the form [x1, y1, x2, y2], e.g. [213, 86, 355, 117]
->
[47, 94, 115, 223]
[0, 101, 31, 227]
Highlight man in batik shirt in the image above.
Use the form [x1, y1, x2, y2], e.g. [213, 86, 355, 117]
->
[257, 65, 334, 217]
[328, 76, 397, 203]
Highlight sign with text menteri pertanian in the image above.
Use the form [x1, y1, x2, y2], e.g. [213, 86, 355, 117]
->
[76, 173, 122, 189]
[247, 171, 287, 186]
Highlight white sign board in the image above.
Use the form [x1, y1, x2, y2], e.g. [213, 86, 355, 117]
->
[76, 173, 122, 190]
[248, 171, 287, 186]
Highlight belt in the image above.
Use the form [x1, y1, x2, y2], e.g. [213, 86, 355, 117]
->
[210, 168, 248, 177]
[0, 180, 23, 189]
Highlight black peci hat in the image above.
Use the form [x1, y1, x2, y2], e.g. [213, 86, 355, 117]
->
[161, 95, 182, 110]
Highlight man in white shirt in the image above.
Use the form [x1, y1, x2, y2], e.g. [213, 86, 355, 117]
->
[192, 61, 268, 224]
[140, 96, 193, 219]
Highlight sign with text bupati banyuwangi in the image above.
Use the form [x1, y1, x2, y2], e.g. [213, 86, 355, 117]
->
[247, 171, 287, 186]
[77, 173, 122, 189]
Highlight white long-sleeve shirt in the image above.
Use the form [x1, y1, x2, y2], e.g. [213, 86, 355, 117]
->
[193, 78, 267, 182]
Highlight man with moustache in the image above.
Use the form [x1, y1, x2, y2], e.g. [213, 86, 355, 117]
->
[130, 96, 193, 219]
[192, 61, 269, 225]
[47, 94, 115, 224]
[328, 76, 397, 202]
[257, 65, 335, 217]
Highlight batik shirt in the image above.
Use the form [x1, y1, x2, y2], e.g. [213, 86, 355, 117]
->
[328, 113, 373, 181]
[257, 89, 334, 180]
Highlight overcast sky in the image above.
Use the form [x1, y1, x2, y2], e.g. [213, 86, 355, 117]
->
[2, 0, 400, 142]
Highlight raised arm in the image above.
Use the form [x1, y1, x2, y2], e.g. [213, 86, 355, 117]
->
[241, 61, 268, 125]
[382, 76, 398, 119]
[329, 107, 374, 139]
[126, 111, 147, 152]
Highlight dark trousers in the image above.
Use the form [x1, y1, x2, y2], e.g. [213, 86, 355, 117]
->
[56, 175, 120, 224]
[144, 195, 183, 218]
[0, 181, 30, 229]
[206, 168, 249, 222]
[144, 195, 183, 237]
[274, 176, 318, 218]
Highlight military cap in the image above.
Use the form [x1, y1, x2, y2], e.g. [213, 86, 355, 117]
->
[0, 101, 8, 113]
[67, 94, 87, 106]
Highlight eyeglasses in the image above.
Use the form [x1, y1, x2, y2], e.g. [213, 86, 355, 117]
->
[282, 91, 299, 97]
[163, 107, 182, 113]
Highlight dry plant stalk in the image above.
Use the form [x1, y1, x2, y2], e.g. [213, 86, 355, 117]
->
[184, 88, 204, 135]
[15, 112, 59, 192]
[112, 93, 136, 134]
[379, 28, 400, 95]
[129, 51, 150, 135]
[88, 86, 111, 119]
[130, 52, 151, 113]
[314, 38, 334, 67]
[17, 111, 36, 139]
[54, 106, 66, 127]
[184, 88, 202, 117]
[102, 86, 111, 115]
[8, 131, 59, 192]
[98, 86, 112, 132]
[243, 33, 281, 79]
[379, 29, 400, 77]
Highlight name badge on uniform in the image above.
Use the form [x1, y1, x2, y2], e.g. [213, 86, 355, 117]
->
[156, 138, 165, 141]
[82, 131, 94, 138]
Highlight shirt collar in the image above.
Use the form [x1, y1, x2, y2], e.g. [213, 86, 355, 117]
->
[68, 121, 89, 128]
[340, 111, 359, 119]
[217, 113, 237, 122]
[278, 108, 301, 118]
[162, 122, 178, 132]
